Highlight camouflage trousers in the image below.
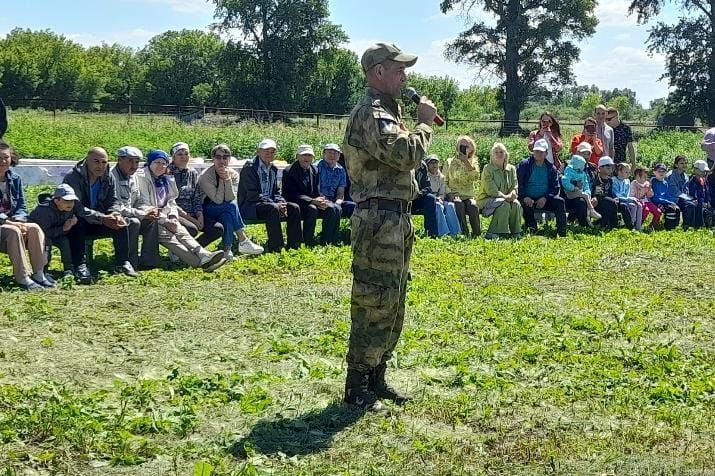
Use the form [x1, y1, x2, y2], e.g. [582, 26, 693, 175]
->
[346, 206, 414, 373]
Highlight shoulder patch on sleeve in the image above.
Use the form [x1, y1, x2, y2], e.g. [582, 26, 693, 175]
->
[373, 109, 398, 136]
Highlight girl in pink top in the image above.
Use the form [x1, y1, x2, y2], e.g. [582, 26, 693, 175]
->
[629, 166, 662, 230]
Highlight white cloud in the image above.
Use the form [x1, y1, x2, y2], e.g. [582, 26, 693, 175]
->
[595, 0, 639, 27]
[574, 46, 670, 103]
[412, 38, 487, 87]
[67, 29, 159, 48]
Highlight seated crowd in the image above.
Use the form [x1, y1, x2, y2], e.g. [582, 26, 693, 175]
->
[0, 108, 714, 291]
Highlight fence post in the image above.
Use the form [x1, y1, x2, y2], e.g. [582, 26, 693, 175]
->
[316, 114, 320, 129]
[128, 100, 132, 124]
[444, 115, 448, 131]
[52, 98, 57, 121]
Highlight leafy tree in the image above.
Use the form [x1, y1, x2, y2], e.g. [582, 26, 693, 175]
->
[579, 91, 602, 119]
[84, 44, 143, 105]
[403, 73, 460, 119]
[136, 30, 225, 106]
[212, 0, 347, 111]
[629, 0, 715, 125]
[303, 48, 364, 114]
[0, 29, 85, 102]
[451, 85, 501, 119]
[440, 0, 598, 134]
[607, 96, 635, 120]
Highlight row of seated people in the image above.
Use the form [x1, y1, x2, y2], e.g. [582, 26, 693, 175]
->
[0, 139, 353, 289]
[413, 132, 715, 239]
[2, 126, 714, 290]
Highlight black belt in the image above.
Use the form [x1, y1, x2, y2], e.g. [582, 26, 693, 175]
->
[357, 198, 412, 214]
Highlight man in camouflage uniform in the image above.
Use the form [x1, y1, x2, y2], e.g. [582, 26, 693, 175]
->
[342, 43, 436, 410]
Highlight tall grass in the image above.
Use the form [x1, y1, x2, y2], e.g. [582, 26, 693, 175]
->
[3, 109, 707, 169]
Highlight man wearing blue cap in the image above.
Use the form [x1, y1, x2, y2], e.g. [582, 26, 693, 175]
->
[63, 147, 140, 283]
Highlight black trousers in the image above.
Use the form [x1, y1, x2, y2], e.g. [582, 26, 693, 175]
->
[563, 196, 589, 226]
[255, 202, 302, 252]
[298, 202, 341, 246]
[520, 195, 567, 235]
[594, 197, 620, 229]
[68, 218, 134, 267]
[45, 235, 73, 271]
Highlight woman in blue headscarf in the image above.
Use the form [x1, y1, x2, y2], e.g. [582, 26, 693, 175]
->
[135, 149, 227, 272]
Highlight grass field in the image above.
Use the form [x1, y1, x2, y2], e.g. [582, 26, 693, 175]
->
[1, 205, 715, 474]
[2, 112, 715, 475]
[3, 109, 709, 168]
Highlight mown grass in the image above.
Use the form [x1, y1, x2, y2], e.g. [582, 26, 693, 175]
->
[1, 206, 714, 474]
[4, 109, 708, 168]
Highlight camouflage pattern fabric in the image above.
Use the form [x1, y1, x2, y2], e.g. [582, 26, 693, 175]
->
[342, 87, 432, 373]
[343, 87, 432, 204]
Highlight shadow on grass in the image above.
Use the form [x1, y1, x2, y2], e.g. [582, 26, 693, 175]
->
[229, 402, 364, 458]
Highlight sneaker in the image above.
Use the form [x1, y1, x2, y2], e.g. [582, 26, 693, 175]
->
[224, 250, 236, 262]
[206, 257, 227, 272]
[32, 276, 56, 288]
[200, 250, 226, 272]
[19, 280, 44, 292]
[74, 264, 93, 285]
[589, 209, 602, 220]
[238, 239, 264, 256]
[115, 261, 140, 278]
[484, 233, 500, 240]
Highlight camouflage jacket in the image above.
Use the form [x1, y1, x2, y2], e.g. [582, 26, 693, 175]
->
[342, 87, 433, 203]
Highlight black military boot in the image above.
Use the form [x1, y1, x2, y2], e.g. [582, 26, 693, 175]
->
[370, 363, 412, 405]
[343, 369, 386, 412]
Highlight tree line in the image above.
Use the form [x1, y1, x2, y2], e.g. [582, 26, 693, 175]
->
[0, 0, 710, 130]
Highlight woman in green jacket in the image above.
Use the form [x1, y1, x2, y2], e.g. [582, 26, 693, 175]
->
[477, 143, 522, 239]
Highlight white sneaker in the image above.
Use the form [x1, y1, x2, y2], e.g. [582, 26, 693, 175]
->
[224, 250, 236, 262]
[238, 239, 264, 255]
[589, 209, 602, 220]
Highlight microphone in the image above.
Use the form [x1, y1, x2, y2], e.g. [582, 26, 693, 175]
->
[404, 87, 444, 126]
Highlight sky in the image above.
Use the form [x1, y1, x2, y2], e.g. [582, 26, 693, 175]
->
[0, 0, 681, 106]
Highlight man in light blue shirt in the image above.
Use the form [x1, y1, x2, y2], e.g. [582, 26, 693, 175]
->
[316, 143, 355, 217]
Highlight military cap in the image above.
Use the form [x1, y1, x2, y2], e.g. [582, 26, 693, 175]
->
[361, 43, 418, 72]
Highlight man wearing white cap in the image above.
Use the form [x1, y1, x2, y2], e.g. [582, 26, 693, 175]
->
[516, 139, 567, 236]
[282, 144, 341, 246]
[238, 138, 302, 252]
[112, 146, 162, 269]
[317, 143, 355, 218]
